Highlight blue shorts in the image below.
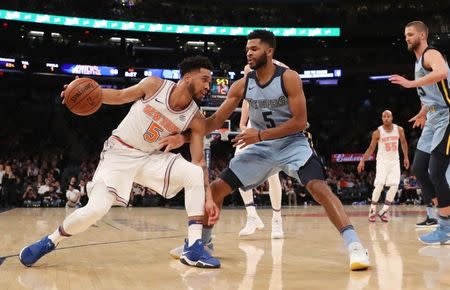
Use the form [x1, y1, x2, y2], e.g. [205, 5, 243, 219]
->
[229, 134, 313, 190]
[417, 108, 450, 154]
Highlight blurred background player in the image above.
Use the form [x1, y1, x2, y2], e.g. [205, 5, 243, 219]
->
[358, 110, 409, 222]
[236, 61, 286, 238]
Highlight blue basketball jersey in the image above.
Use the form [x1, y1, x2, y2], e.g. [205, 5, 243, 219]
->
[244, 65, 298, 132]
[415, 47, 450, 107]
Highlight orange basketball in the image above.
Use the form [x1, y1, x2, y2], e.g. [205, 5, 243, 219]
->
[64, 78, 102, 116]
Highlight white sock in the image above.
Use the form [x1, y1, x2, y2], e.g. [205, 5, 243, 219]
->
[246, 205, 258, 217]
[188, 221, 203, 247]
[273, 210, 282, 220]
[48, 227, 66, 245]
[370, 204, 377, 212]
[268, 174, 282, 211]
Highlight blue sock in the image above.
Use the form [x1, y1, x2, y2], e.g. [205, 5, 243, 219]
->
[438, 215, 450, 229]
[202, 226, 213, 243]
[426, 206, 435, 219]
[340, 225, 361, 248]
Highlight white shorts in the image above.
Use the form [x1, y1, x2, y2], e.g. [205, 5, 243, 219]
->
[374, 161, 401, 187]
[92, 136, 189, 206]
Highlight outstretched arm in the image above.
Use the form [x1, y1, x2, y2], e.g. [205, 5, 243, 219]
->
[389, 49, 448, 88]
[206, 78, 245, 134]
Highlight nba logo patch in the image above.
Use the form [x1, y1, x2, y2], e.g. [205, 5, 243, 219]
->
[179, 115, 186, 122]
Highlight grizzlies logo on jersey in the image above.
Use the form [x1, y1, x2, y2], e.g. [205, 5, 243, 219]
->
[244, 65, 298, 133]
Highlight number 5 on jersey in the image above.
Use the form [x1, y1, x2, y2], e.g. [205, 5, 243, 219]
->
[143, 122, 163, 143]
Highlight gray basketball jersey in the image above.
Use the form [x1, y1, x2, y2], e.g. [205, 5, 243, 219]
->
[244, 65, 293, 131]
[415, 47, 450, 107]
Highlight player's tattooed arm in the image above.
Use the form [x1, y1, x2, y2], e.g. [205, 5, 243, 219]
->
[205, 78, 245, 134]
[188, 112, 219, 224]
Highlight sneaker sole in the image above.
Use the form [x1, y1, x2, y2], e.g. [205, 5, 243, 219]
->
[271, 233, 284, 239]
[180, 256, 220, 269]
[415, 224, 438, 228]
[239, 225, 264, 237]
[350, 261, 370, 271]
[171, 246, 214, 260]
[418, 237, 450, 245]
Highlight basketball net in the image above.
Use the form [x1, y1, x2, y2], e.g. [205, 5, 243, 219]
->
[217, 128, 230, 141]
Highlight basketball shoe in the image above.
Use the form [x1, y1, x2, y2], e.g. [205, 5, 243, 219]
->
[239, 215, 264, 236]
[170, 238, 214, 259]
[271, 217, 284, 239]
[368, 209, 376, 223]
[418, 225, 450, 245]
[180, 239, 220, 268]
[415, 217, 438, 228]
[378, 210, 389, 222]
[19, 236, 56, 267]
[348, 242, 370, 271]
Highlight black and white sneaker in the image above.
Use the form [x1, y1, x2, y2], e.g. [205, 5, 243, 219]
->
[416, 217, 438, 228]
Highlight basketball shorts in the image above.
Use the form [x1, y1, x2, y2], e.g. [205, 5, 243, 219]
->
[417, 108, 450, 154]
[91, 136, 191, 206]
[374, 161, 401, 187]
[229, 134, 313, 191]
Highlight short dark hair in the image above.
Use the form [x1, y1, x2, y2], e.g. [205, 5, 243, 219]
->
[179, 55, 214, 76]
[247, 29, 276, 49]
[406, 21, 429, 37]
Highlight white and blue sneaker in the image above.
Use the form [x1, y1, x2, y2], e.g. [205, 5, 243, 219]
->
[180, 239, 220, 268]
[19, 236, 56, 267]
[419, 225, 450, 245]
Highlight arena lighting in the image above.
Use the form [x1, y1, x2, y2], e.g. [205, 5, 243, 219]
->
[0, 9, 340, 37]
[369, 75, 391, 80]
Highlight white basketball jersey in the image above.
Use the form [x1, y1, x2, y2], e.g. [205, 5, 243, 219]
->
[112, 79, 199, 152]
[377, 124, 400, 163]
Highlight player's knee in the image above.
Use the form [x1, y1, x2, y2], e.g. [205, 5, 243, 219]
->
[185, 163, 204, 181]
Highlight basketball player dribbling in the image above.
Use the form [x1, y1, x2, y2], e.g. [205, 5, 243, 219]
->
[19, 56, 221, 268]
[357, 110, 409, 222]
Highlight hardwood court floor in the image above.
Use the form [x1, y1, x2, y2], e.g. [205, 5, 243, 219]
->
[0, 205, 449, 290]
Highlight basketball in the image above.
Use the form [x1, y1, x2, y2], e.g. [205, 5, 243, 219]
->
[64, 78, 102, 116]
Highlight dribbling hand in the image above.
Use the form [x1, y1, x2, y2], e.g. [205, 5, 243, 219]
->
[205, 198, 220, 225]
[60, 75, 79, 104]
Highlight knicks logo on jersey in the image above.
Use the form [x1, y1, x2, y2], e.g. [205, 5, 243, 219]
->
[142, 105, 179, 143]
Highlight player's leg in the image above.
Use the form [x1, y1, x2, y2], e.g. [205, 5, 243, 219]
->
[202, 145, 276, 246]
[378, 163, 401, 222]
[19, 181, 116, 267]
[370, 163, 387, 222]
[298, 154, 370, 270]
[267, 173, 284, 239]
[420, 119, 450, 245]
[136, 153, 220, 268]
[414, 123, 439, 227]
[19, 138, 140, 267]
